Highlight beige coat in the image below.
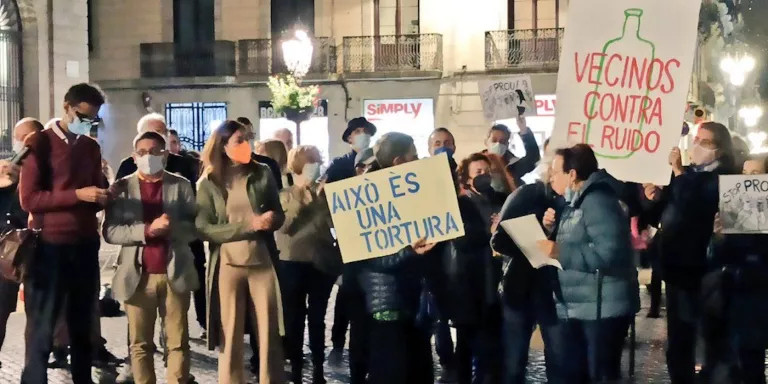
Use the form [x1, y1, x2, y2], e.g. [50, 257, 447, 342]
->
[103, 171, 200, 302]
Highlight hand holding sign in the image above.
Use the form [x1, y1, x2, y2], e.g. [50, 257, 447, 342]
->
[412, 236, 437, 255]
[669, 147, 684, 177]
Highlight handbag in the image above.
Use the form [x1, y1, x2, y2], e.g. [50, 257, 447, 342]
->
[0, 227, 38, 282]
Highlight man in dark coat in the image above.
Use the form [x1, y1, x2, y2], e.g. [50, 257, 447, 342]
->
[483, 115, 541, 187]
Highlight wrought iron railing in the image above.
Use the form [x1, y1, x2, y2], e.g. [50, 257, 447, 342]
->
[342, 34, 443, 73]
[237, 37, 338, 76]
[485, 28, 564, 70]
[140, 41, 236, 78]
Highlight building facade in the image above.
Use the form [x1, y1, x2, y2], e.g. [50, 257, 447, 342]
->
[0, 0, 89, 157]
[89, 0, 568, 168]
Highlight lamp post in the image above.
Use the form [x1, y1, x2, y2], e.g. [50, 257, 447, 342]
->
[720, 53, 756, 134]
[281, 29, 314, 145]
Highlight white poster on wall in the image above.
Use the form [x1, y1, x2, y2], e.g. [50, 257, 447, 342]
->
[549, 0, 702, 186]
[363, 99, 435, 158]
[478, 75, 536, 122]
[258, 100, 330, 162]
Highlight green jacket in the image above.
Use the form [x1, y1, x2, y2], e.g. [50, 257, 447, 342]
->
[195, 162, 284, 350]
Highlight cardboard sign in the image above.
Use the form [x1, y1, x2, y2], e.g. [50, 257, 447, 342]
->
[325, 154, 464, 263]
[550, 0, 702, 186]
[479, 76, 536, 121]
[719, 175, 768, 234]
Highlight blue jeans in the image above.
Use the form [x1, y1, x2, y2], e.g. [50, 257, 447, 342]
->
[502, 305, 569, 384]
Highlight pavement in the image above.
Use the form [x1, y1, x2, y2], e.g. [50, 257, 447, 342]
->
[0, 244, 732, 383]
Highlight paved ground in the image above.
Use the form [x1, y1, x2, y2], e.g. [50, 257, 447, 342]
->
[0, 244, 692, 383]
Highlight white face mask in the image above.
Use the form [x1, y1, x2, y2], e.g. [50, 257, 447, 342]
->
[12, 139, 23, 154]
[351, 134, 371, 152]
[136, 154, 166, 176]
[302, 162, 322, 182]
[488, 142, 508, 156]
[690, 143, 717, 166]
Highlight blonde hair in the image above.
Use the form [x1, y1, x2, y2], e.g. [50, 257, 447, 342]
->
[255, 139, 288, 172]
[288, 145, 322, 175]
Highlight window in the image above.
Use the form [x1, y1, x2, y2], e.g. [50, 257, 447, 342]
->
[165, 102, 227, 151]
[0, 0, 20, 158]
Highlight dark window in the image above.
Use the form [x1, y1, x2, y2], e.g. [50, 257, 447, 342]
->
[0, 0, 21, 158]
[165, 102, 227, 151]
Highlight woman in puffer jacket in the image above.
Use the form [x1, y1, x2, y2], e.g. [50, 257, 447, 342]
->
[537, 144, 639, 383]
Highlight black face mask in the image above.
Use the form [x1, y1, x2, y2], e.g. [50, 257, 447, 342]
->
[472, 174, 493, 194]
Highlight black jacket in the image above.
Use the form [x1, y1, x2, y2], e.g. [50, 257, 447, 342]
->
[491, 181, 563, 308]
[649, 164, 731, 287]
[0, 183, 27, 232]
[444, 195, 500, 325]
[484, 130, 540, 187]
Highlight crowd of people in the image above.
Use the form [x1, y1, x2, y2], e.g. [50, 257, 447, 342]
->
[0, 81, 766, 384]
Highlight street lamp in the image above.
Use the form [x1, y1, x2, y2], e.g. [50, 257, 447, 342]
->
[740, 105, 764, 127]
[720, 53, 756, 86]
[282, 29, 313, 78]
[747, 131, 768, 154]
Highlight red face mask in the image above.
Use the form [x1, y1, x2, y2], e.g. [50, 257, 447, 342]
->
[226, 141, 252, 165]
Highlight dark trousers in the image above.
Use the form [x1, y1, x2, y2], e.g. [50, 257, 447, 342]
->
[560, 316, 631, 383]
[434, 319, 455, 368]
[22, 240, 100, 384]
[666, 284, 703, 384]
[0, 276, 19, 354]
[281, 261, 335, 366]
[331, 275, 352, 349]
[347, 281, 370, 384]
[190, 240, 207, 330]
[368, 318, 433, 384]
[455, 322, 502, 384]
[738, 348, 767, 384]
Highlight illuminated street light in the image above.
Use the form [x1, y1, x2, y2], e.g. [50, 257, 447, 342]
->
[720, 54, 756, 86]
[748, 130, 768, 154]
[282, 29, 313, 78]
[740, 106, 763, 127]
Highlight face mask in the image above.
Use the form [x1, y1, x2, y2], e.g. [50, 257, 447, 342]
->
[487, 142, 508, 156]
[433, 146, 455, 158]
[68, 115, 93, 136]
[12, 139, 23, 154]
[136, 154, 165, 175]
[491, 176, 507, 193]
[351, 134, 371, 152]
[226, 141, 253, 165]
[302, 162, 322, 182]
[690, 144, 717, 166]
[472, 174, 493, 194]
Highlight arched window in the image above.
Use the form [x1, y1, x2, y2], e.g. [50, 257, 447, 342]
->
[0, 0, 20, 157]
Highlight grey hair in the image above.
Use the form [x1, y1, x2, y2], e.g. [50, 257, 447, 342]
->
[374, 132, 414, 169]
[137, 112, 166, 133]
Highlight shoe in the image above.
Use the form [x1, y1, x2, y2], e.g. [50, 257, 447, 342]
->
[116, 364, 134, 383]
[94, 345, 122, 367]
[437, 366, 458, 383]
[291, 360, 303, 383]
[312, 365, 327, 384]
[327, 347, 343, 367]
[188, 374, 197, 384]
[199, 330, 207, 340]
[92, 366, 117, 384]
[48, 348, 69, 369]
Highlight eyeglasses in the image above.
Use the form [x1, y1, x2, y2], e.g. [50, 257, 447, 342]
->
[74, 110, 102, 126]
[135, 149, 166, 157]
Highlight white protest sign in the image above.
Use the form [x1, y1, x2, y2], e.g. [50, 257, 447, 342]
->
[325, 154, 464, 263]
[500, 215, 562, 269]
[550, 0, 702, 186]
[719, 175, 768, 234]
[478, 75, 536, 122]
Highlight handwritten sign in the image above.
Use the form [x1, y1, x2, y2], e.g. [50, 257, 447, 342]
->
[478, 75, 536, 122]
[325, 154, 464, 263]
[550, 0, 702, 185]
[719, 175, 768, 234]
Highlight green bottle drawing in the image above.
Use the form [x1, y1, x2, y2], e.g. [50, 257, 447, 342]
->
[585, 8, 656, 159]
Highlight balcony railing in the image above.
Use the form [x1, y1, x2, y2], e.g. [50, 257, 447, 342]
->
[140, 41, 236, 78]
[485, 28, 564, 70]
[237, 37, 337, 76]
[342, 34, 443, 74]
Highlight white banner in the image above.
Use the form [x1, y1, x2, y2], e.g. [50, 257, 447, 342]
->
[478, 75, 536, 121]
[550, 0, 702, 185]
[719, 175, 768, 234]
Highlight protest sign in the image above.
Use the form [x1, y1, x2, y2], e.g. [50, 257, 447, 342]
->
[500, 215, 562, 270]
[478, 76, 536, 122]
[719, 175, 768, 234]
[550, 0, 702, 185]
[325, 154, 464, 263]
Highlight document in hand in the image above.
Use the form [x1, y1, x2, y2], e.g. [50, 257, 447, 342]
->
[500, 214, 563, 270]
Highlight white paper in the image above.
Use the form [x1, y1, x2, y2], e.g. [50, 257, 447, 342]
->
[500, 215, 562, 270]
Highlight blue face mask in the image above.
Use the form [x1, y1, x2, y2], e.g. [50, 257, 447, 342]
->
[433, 146, 455, 158]
[68, 115, 93, 136]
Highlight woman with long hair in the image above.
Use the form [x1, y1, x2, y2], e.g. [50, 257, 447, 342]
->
[196, 120, 285, 383]
[256, 139, 292, 187]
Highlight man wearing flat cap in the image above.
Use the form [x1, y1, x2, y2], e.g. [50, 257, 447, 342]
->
[324, 117, 376, 183]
